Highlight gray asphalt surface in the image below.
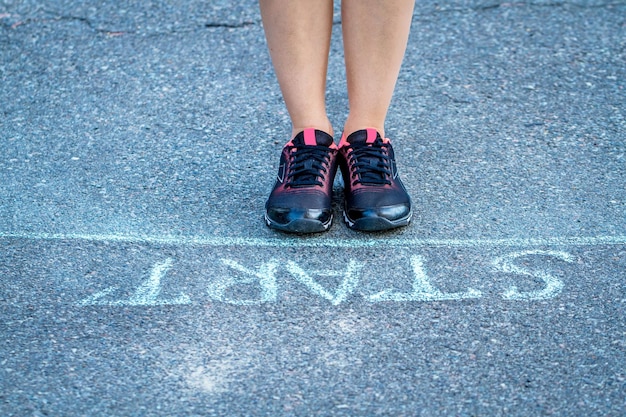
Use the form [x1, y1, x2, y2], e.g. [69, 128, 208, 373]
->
[1, 1, 625, 416]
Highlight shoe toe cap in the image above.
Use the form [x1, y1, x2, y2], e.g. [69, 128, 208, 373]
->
[266, 207, 333, 226]
[348, 203, 411, 223]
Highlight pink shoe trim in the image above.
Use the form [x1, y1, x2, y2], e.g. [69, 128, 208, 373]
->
[366, 128, 378, 144]
[338, 128, 382, 147]
[338, 133, 347, 148]
[304, 128, 317, 146]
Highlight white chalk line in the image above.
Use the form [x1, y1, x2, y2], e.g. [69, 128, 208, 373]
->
[0, 231, 625, 248]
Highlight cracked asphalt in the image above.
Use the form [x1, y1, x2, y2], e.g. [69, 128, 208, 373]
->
[1, 1, 625, 416]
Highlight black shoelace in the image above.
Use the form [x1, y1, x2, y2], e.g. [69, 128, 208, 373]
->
[347, 140, 392, 186]
[286, 145, 331, 187]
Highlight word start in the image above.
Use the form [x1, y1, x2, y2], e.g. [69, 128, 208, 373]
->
[77, 250, 574, 307]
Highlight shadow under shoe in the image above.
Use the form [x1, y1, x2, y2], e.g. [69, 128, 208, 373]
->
[265, 129, 338, 233]
[338, 128, 412, 232]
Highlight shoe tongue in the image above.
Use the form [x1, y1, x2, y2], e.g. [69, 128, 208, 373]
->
[345, 128, 381, 145]
[292, 129, 334, 147]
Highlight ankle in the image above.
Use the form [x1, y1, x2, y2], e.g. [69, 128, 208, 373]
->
[342, 121, 385, 140]
[291, 123, 334, 140]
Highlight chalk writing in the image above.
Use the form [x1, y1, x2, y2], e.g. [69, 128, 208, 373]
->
[368, 255, 482, 302]
[78, 258, 191, 306]
[492, 250, 574, 300]
[74, 249, 578, 307]
[206, 258, 279, 305]
[285, 260, 362, 305]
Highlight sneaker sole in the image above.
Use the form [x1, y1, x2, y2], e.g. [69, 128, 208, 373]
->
[343, 210, 412, 232]
[265, 213, 333, 234]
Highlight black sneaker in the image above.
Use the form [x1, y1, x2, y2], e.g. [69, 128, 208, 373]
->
[265, 129, 338, 233]
[338, 128, 412, 231]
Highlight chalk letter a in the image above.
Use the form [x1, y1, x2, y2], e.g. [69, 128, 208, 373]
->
[285, 260, 362, 305]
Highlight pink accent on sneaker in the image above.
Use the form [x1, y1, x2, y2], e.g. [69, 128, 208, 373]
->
[338, 128, 382, 148]
[304, 128, 317, 146]
[366, 128, 378, 144]
[338, 133, 348, 148]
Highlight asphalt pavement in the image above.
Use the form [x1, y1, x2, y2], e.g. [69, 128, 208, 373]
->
[1, 1, 625, 416]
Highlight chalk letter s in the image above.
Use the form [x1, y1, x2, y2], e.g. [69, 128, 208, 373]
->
[492, 250, 574, 300]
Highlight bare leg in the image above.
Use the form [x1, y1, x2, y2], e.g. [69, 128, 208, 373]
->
[259, 0, 335, 138]
[341, 0, 415, 138]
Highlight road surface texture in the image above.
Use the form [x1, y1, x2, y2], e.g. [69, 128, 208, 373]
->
[1, 1, 625, 416]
